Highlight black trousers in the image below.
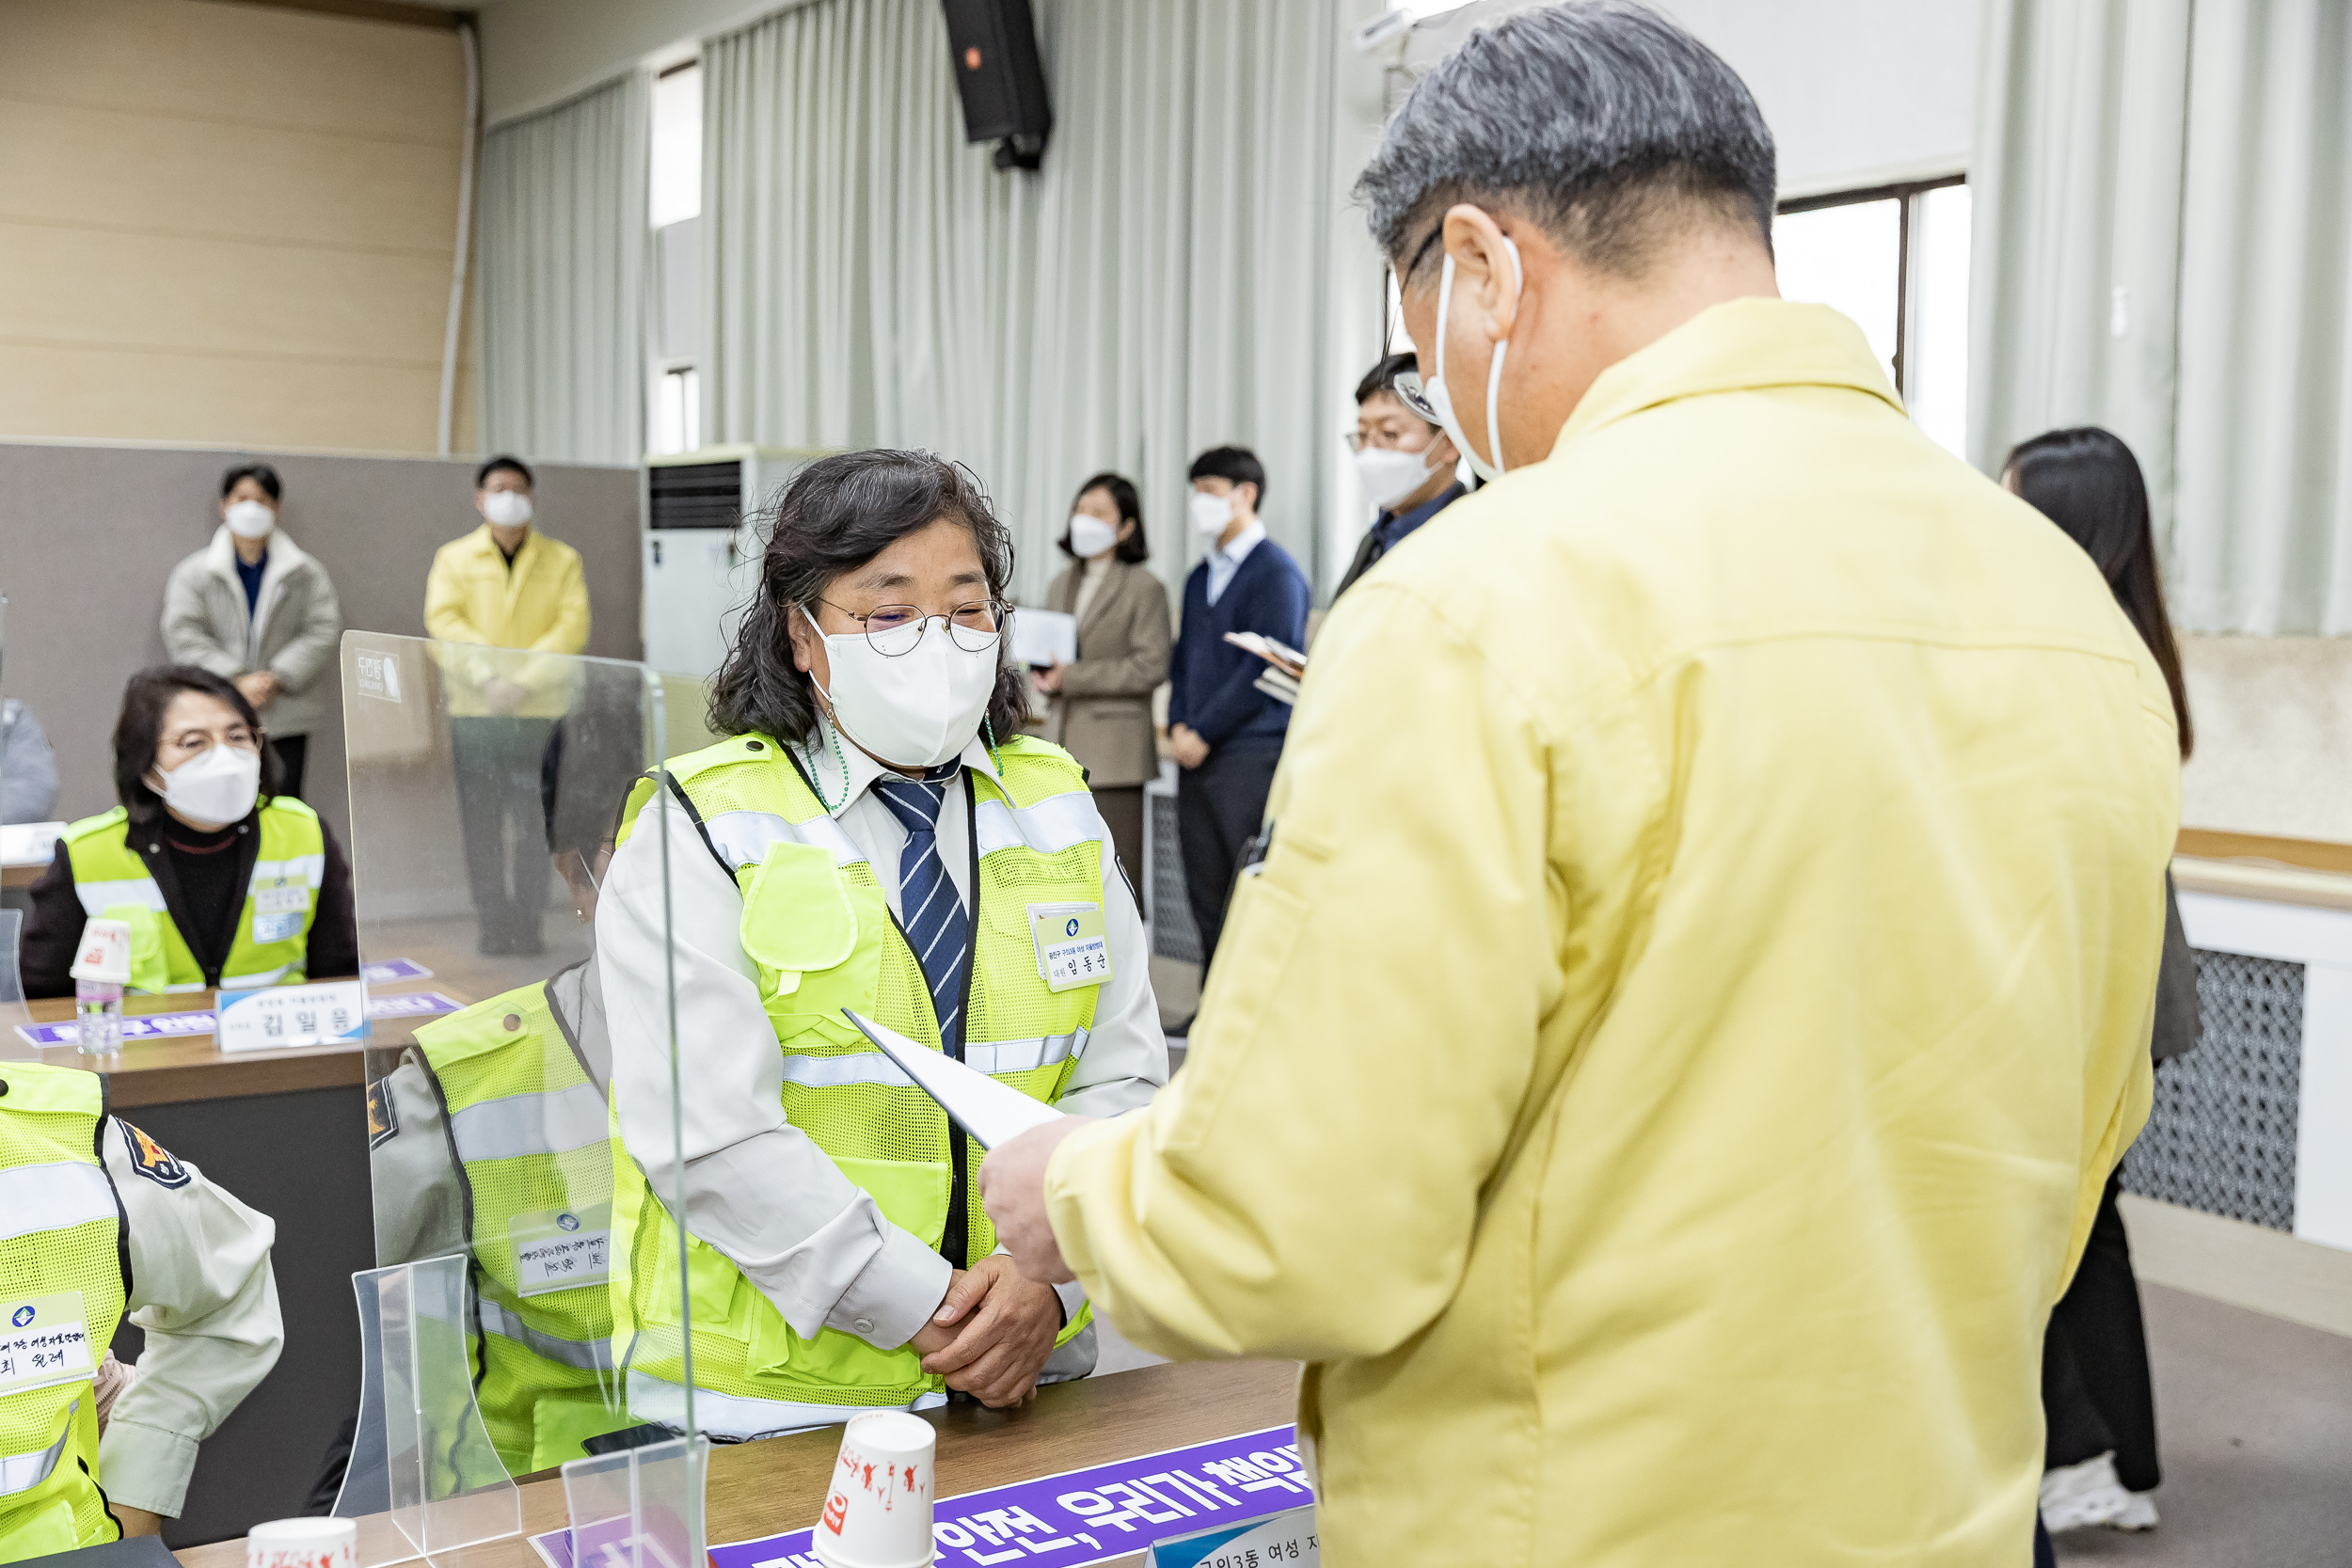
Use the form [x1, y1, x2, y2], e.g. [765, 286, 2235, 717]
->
[1091, 784, 1146, 893]
[269, 734, 308, 800]
[2042, 1169, 2160, 1490]
[450, 717, 558, 954]
[1176, 747, 1279, 972]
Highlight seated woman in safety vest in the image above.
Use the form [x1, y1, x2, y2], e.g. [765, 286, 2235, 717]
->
[596, 449, 1168, 1441]
[19, 666, 357, 998]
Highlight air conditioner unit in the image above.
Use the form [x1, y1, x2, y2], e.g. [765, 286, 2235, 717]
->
[641, 446, 830, 682]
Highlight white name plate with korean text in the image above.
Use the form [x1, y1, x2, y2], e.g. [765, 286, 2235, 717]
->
[215, 980, 371, 1053]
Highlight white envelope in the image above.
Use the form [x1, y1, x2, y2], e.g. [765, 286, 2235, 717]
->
[842, 1010, 1066, 1149]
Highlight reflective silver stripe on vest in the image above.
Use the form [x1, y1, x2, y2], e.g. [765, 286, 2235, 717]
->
[478, 1296, 613, 1371]
[962, 1029, 1088, 1075]
[974, 793, 1106, 859]
[249, 854, 326, 890]
[0, 1400, 77, 1498]
[779, 1031, 1086, 1089]
[0, 1161, 117, 1245]
[74, 877, 167, 918]
[448, 1083, 611, 1164]
[625, 1372, 944, 1443]
[701, 809, 866, 873]
[218, 959, 295, 989]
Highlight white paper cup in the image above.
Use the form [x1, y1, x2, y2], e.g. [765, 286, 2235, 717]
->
[812, 1409, 938, 1568]
[70, 918, 132, 985]
[246, 1516, 357, 1568]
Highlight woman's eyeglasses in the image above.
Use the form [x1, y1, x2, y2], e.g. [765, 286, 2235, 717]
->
[818, 599, 1005, 657]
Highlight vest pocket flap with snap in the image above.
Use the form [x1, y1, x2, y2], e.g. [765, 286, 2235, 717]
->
[739, 842, 859, 975]
[833, 1155, 950, 1252]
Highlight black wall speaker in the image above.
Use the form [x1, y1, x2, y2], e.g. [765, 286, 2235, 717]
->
[941, 0, 1052, 168]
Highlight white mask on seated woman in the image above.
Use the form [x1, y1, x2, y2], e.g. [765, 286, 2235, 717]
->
[151, 744, 262, 829]
[802, 608, 998, 769]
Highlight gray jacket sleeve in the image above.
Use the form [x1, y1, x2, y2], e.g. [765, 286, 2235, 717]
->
[269, 563, 344, 697]
[0, 701, 58, 825]
[98, 1117, 284, 1518]
[369, 1054, 470, 1268]
[159, 556, 243, 678]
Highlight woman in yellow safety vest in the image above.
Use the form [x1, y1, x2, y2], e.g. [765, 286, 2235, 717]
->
[594, 450, 1167, 1443]
[19, 666, 357, 998]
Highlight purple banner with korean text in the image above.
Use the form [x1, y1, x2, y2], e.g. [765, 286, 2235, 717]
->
[525, 1425, 1309, 1568]
[361, 958, 434, 984]
[13, 990, 464, 1048]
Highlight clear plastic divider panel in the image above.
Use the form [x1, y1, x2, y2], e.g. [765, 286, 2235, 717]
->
[342, 632, 686, 1511]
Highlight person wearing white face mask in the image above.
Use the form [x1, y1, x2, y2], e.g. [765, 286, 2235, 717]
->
[1166, 446, 1309, 976]
[1035, 473, 1171, 882]
[590, 450, 1165, 1435]
[20, 666, 357, 997]
[161, 463, 344, 798]
[424, 454, 592, 956]
[1334, 352, 1467, 602]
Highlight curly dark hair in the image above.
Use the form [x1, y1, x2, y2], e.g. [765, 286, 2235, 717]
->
[707, 450, 1028, 748]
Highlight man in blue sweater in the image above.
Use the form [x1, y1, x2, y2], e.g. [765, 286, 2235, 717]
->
[1168, 446, 1311, 973]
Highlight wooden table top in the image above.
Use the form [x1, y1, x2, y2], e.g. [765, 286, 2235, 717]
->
[176, 1359, 1299, 1568]
[8, 982, 455, 1108]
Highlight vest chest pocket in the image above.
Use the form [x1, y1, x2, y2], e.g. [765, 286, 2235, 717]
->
[739, 843, 860, 997]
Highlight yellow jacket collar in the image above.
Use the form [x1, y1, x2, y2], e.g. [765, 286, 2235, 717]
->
[1552, 297, 1904, 457]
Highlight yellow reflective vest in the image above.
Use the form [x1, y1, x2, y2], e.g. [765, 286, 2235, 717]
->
[61, 800, 324, 994]
[609, 734, 1102, 1431]
[411, 978, 632, 1476]
[0, 1065, 128, 1560]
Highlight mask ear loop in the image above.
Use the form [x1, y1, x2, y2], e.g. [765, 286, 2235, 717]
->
[1486, 235, 1523, 478]
[796, 605, 853, 813]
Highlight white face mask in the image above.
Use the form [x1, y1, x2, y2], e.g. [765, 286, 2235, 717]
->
[1422, 236, 1522, 483]
[802, 608, 998, 769]
[1189, 490, 1237, 540]
[483, 490, 534, 528]
[153, 743, 262, 829]
[1067, 514, 1120, 561]
[224, 499, 275, 540]
[1352, 444, 1442, 512]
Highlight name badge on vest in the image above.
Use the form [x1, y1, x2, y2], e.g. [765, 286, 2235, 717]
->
[1029, 902, 1110, 992]
[0, 1291, 94, 1397]
[252, 880, 308, 945]
[511, 1205, 612, 1296]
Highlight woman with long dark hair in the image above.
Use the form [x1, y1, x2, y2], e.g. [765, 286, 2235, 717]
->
[1034, 471, 1171, 881]
[19, 664, 357, 995]
[592, 451, 1165, 1439]
[2005, 426, 2199, 1540]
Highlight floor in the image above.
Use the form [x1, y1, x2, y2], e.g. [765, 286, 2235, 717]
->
[2054, 1285, 2352, 1566]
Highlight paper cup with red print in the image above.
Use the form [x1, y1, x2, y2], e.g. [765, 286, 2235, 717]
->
[70, 918, 131, 984]
[246, 1516, 356, 1568]
[812, 1409, 938, 1568]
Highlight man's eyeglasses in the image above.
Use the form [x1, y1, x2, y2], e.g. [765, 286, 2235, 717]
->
[817, 599, 1005, 657]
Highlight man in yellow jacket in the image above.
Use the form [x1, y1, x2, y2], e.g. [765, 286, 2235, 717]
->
[424, 454, 590, 956]
[980, 7, 2178, 1564]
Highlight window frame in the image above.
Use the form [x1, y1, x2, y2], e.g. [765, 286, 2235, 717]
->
[1776, 173, 1965, 405]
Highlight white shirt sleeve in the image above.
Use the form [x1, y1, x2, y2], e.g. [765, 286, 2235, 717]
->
[596, 795, 952, 1351]
[97, 1118, 284, 1518]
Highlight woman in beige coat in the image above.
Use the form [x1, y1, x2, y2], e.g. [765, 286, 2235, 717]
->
[1034, 474, 1171, 881]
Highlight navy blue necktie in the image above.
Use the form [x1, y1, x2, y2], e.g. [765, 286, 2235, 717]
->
[870, 771, 970, 1055]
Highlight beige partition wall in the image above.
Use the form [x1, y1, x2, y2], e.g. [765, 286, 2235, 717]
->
[0, 440, 642, 852]
[0, 0, 477, 452]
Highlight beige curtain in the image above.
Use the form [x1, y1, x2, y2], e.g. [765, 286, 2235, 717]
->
[1971, 0, 2352, 633]
[701, 0, 1380, 601]
[477, 72, 651, 467]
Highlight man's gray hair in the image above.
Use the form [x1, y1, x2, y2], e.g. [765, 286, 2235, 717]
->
[1357, 1, 1775, 279]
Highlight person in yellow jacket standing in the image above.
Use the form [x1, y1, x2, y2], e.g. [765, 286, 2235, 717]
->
[0, 1061, 282, 1560]
[424, 455, 590, 958]
[594, 450, 1165, 1443]
[980, 8, 2179, 1566]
